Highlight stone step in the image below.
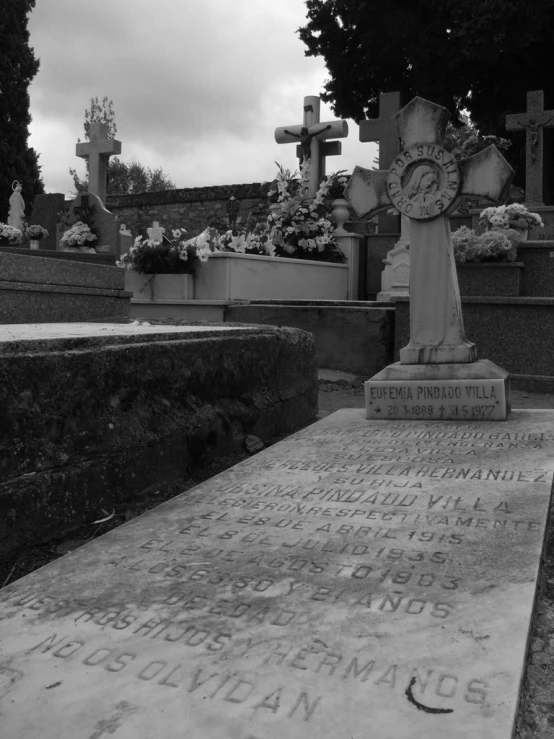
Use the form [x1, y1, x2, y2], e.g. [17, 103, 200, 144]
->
[0, 245, 116, 265]
[0, 408, 552, 737]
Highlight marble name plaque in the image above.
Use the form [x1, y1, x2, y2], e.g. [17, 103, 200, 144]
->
[366, 379, 509, 420]
[0, 409, 552, 739]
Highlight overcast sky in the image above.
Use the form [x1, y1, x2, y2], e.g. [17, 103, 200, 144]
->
[27, 0, 377, 197]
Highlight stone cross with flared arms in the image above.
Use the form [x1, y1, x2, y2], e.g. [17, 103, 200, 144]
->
[76, 122, 122, 205]
[345, 97, 513, 365]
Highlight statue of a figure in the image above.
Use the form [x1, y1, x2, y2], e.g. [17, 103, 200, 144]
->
[283, 124, 331, 164]
[8, 181, 25, 230]
[522, 116, 553, 163]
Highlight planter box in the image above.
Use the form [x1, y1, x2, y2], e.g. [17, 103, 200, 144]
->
[194, 252, 349, 301]
[456, 262, 523, 297]
[125, 271, 194, 300]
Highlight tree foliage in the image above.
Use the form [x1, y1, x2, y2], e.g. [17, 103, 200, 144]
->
[298, 0, 554, 134]
[0, 0, 44, 221]
[69, 97, 176, 196]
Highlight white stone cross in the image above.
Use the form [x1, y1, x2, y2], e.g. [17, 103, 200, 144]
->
[147, 221, 165, 242]
[345, 97, 513, 365]
[274, 95, 348, 198]
[75, 122, 122, 205]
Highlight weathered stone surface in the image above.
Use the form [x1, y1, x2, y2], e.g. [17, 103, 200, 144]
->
[0, 408, 552, 738]
[225, 301, 394, 376]
[0, 323, 317, 554]
[0, 251, 124, 290]
[456, 262, 523, 297]
[0, 246, 116, 266]
[365, 359, 510, 420]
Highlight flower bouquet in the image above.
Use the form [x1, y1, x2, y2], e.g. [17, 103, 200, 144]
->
[265, 162, 346, 262]
[0, 222, 23, 244]
[24, 224, 49, 249]
[479, 204, 543, 236]
[117, 227, 212, 275]
[59, 221, 97, 252]
[452, 226, 517, 263]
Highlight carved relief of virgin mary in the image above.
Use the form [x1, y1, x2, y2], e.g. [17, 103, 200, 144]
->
[403, 164, 439, 203]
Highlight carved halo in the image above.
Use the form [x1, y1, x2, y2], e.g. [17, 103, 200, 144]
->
[11, 180, 20, 192]
[386, 145, 460, 221]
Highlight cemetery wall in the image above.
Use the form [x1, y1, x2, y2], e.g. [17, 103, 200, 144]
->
[106, 183, 272, 236]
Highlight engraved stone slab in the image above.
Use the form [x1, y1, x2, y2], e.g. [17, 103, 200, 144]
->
[1, 409, 553, 739]
[366, 359, 510, 421]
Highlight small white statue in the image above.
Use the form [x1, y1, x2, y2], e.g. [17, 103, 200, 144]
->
[8, 181, 25, 230]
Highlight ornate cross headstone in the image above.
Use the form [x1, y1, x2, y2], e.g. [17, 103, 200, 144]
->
[147, 221, 165, 243]
[345, 97, 514, 420]
[359, 91, 402, 233]
[506, 90, 554, 207]
[75, 122, 122, 205]
[275, 96, 348, 198]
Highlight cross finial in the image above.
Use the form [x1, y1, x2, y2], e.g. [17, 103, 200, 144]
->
[274, 96, 348, 198]
[76, 122, 122, 205]
[506, 90, 554, 206]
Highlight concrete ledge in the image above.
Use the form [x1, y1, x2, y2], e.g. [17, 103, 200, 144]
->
[0, 323, 317, 555]
[225, 301, 394, 376]
[0, 251, 124, 289]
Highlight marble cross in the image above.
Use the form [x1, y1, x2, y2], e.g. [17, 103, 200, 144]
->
[506, 90, 554, 207]
[345, 97, 513, 365]
[275, 95, 348, 198]
[147, 221, 165, 243]
[76, 122, 122, 205]
[359, 91, 402, 233]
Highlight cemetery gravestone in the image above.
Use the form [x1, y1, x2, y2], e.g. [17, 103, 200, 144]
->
[377, 214, 411, 300]
[147, 220, 166, 242]
[61, 192, 122, 257]
[345, 97, 514, 421]
[29, 193, 65, 251]
[275, 95, 348, 198]
[0, 407, 553, 738]
[359, 91, 402, 233]
[75, 121, 122, 205]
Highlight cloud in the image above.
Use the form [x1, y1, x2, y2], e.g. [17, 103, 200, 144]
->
[28, 0, 377, 195]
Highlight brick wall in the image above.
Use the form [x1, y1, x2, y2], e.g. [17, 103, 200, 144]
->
[106, 182, 272, 237]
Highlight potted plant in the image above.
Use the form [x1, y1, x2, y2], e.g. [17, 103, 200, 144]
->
[24, 224, 49, 250]
[118, 228, 212, 301]
[451, 226, 523, 297]
[59, 221, 98, 253]
[0, 223, 23, 245]
[479, 204, 544, 240]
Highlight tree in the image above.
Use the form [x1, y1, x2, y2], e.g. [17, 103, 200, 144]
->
[0, 0, 44, 221]
[69, 97, 176, 196]
[298, 0, 554, 136]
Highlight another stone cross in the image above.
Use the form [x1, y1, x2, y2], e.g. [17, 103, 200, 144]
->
[147, 221, 165, 243]
[359, 91, 402, 232]
[506, 90, 554, 207]
[346, 96, 513, 365]
[275, 95, 348, 198]
[75, 122, 122, 206]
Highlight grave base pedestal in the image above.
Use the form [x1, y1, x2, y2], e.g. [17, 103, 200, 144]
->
[365, 358, 510, 421]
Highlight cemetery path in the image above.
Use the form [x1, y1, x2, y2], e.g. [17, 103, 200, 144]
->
[1, 371, 554, 736]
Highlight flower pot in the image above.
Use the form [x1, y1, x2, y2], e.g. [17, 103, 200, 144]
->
[125, 271, 195, 301]
[30, 240, 40, 250]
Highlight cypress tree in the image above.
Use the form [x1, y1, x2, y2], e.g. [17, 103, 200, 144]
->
[0, 0, 44, 222]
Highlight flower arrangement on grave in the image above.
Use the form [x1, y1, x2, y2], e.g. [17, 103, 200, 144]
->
[262, 161, 347, 262]
[0, 223, 23, 243]
[59, 221, 98, 249]
[23, 224, 49, 242]
[451, 226, 518, 263]
[479, 203, 544, 232]
[214, 222, 277, 257]
[117, 227, 212, 275]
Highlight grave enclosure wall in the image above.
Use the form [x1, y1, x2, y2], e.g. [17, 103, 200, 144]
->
[106, 184, 272, 236]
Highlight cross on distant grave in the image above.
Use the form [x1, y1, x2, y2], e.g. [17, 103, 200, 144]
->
[147, 221, 165, 242]
[506, 90, 554, 207]
[75, 122, 122, 206]
[275, 95, 348, 198]
[359, 91, 402, 232]
[345, 96, 513, 365]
